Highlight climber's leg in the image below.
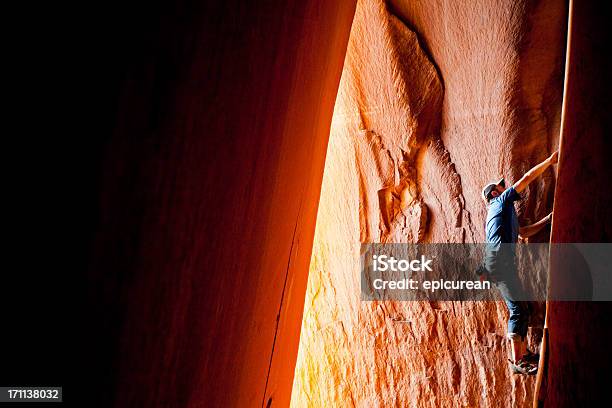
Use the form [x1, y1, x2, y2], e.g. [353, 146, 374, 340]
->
[504, 299, 529, 362]
[496, 277, 532, 365]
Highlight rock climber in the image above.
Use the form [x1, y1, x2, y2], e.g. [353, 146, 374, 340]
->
[478, 150, 558, 375]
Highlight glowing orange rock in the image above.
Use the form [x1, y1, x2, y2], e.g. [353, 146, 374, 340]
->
[292, 0, 567, 406]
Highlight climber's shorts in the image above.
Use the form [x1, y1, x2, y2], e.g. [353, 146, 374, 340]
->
[495, 274, 530, 340]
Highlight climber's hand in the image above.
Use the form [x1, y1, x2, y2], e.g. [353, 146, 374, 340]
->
[544, 212, 553, 223]
[515, 151, 559, 193]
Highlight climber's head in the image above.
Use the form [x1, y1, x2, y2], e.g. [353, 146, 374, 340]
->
[482, 178, 506, 202]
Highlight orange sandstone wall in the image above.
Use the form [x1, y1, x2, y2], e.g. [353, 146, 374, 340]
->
[84, 1, 356, 407]
[292, 0, 566, 407]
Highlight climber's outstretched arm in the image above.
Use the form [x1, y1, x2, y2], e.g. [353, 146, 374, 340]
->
[514, 151, 558, 193]
[519, 212, 552, 239]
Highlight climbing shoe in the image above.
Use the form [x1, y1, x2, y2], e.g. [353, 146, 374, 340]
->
[509, 358, 538, 375]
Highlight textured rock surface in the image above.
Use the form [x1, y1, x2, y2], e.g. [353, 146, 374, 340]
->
[292, 0, 566, 407]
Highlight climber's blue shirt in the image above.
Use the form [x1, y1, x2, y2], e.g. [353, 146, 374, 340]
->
[485, 186, 521, 245]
